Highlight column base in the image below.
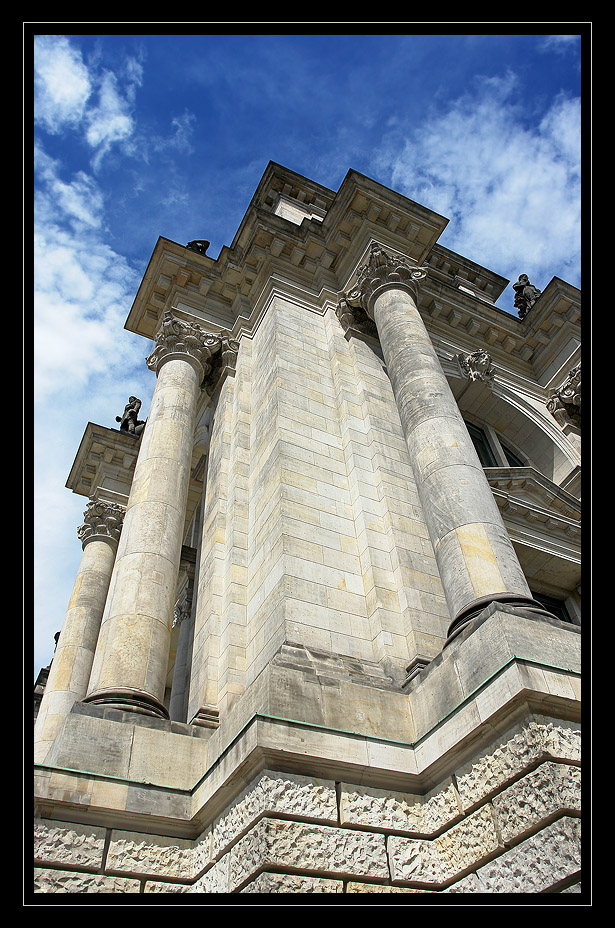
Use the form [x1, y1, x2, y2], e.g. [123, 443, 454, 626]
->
[82, 687, 169, 720]
[445, 593, 558, 646]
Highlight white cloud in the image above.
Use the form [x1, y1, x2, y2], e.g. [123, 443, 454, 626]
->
[33, 48, 156, 671]
[539, 35, 581, 55]
[85, 70, 136, 169]
[34, 35, 141, 170]
[376, 74, 581, 299]
[34, 35, 92, 133]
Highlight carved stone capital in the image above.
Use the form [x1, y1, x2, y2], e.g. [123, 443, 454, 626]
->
[455, 349, 496, 384]
[146, 311, 240, 393]
[203, 332, 240, 396]
[77, 499, 125, 548]
[345, 243, 428, 319]
[146, 311, 222, 380]
[335, 296, 378, 339]
[547, 361, 581, 428]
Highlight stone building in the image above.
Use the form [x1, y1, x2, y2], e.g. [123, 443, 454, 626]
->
[33, 162, 582, 895]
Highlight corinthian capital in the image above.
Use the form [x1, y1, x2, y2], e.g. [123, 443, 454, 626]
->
[345, 243, 428, 318]
[77, 499, 125, 548]
[146, 311, 222, 379]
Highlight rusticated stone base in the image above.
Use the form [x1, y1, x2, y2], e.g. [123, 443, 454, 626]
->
[33, 714, 581, 895]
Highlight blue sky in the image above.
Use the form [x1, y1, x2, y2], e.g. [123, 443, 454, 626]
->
[32, 30, 584, 675]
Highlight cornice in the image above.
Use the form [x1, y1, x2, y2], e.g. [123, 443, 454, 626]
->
[486, 465, 581, 529]
[65, 422, 143, 501]
[124, 164, 581, 393]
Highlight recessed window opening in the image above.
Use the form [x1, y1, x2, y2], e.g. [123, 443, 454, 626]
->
[465, 421, 497, 467]
[464, 420, 527, 469]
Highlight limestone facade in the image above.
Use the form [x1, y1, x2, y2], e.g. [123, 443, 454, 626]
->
[33, 163, 582, 896]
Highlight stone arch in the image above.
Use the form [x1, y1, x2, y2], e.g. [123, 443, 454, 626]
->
[440, 358, 580, 488]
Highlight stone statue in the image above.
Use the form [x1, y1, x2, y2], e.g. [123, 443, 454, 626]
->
[186, 240, 210, 255]
[513, 274, 542, 318]
[116, 396, 146, 436]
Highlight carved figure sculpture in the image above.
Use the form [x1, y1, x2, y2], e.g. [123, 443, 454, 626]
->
[116, 396, 146, 436]
[456, 349, 496, 383]
[513, 274, 542, 318]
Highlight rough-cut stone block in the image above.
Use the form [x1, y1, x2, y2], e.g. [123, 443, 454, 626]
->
[346, 882, 433, 893]
[212, 769, 338, 858]
[455, 716, 581, 811]
[492, 761, 581, 843]
[144, 880, 191, 892]
[389, 804, 500, 885]
[228, 818, 389, 890]
[106, 829, 193, 879]
[34, 818, 107, 869]
[339, 776, 460, 834]
[189, 854, 230, 893]
[444, 816, 581, 893]
[241, 872, 344, 892]
[33, 868, 140, 893]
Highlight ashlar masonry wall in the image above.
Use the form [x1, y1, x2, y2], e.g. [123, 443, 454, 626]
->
[188, 296, 450, 729]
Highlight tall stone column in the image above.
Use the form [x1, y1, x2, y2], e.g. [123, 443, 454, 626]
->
[34, 499, 124, 762]
[347, 243, 550, 641]
[84, 312, 220, 718]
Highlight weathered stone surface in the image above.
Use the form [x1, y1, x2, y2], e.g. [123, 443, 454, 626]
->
[389, 804, 500, 885]
[212, 770, 338, 858]
[34, 818, 107, 869]
[228, 817, 389, 890]
[33, 868, 140, 893]
[443, 816, 581, 893]
[340, 776, 460, 834]
[492, 761, 581, 843]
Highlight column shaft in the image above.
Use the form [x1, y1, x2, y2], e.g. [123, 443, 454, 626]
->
[353, 244, 545, 640]
[34, 501, 122, 762]
[85, 355, 202, 717]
